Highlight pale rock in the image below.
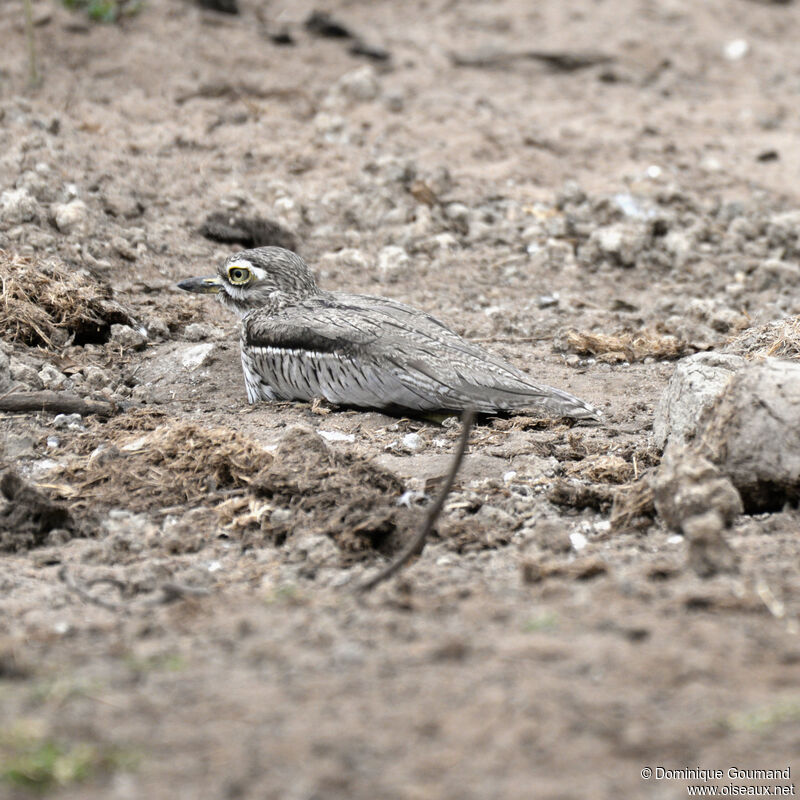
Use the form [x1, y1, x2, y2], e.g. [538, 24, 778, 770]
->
[377, 245, 410, 282]
[38, 363, 67, 389]
[53, 199, 90, 234]
[0, 188, 39, 225]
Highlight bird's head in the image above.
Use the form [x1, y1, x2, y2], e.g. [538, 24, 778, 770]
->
[177, 247, 318, 316]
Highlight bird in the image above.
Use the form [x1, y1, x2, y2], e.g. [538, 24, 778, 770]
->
[177, 247, 601, 420]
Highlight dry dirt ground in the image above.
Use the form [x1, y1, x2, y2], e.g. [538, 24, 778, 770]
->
[1, 0, 800, 798]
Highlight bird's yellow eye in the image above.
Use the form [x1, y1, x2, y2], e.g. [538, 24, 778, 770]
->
[228, 266, 251, 285]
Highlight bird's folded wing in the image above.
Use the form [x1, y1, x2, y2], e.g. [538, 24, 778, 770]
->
[242, 302, 578, 413]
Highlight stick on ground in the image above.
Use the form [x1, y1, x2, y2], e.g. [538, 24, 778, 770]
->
[0, 390, 117, 417]
[357, 408, 475, 593]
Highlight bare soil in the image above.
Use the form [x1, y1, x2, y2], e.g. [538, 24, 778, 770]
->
[1, 1, 799, 798]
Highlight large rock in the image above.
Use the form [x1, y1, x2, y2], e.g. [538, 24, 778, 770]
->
[653, 352, 745, 449]
[698, 358, 800, 510]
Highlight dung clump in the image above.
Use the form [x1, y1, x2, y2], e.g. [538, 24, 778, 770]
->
[0, 469, 88, 552]
[0, 250, 135, 347]
[250, 426, 414, 555]
[59, 422, 274, 511]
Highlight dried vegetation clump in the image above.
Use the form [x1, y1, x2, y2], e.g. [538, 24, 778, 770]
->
[564, 329, 691, 362]
[57, 422, 274, 511]
[53, 419, 414, 557]
[0, 469, 89, 552]
[246, 426, 414, 555]
[0, 250, 134, 347]
[725, 316, 800, 361]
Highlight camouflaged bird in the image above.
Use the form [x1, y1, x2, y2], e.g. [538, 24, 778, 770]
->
[178, 247, 601, 420]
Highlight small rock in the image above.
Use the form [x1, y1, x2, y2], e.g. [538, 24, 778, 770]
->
[83, 365, 111, 390]
[377, 245, 410, 283]
[401, 432, 423, 452]
[291, 532, 339, 568]
[0, 188, 39, 225]
[52, 199, 90, 235]
[16, 170, 52, 202]
[109, 324, 147, 350]
[101, 187, 142, 218]
[38, 363, 67, 390]
[336, 65, 380, 102]
[53, 413, 85, 431]
[653, 352, 746, 449]
[9, 359, 43, 390]
[317, 430, 355, 443]
[723, 39, 749, 61]
[584, 223, 649, 268]
[180, 343, 216, 370]
[110, 235, 137, 261]
[569, 531, 588, 551]
[384, 90, 405, 112]
[5, 434, 36, 459]
[444, 202, 470, 233]
[184, 323, 214, 342]
[145, 317, 170, 341]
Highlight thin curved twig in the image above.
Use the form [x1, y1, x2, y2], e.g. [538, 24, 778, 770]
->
[357, 408, 475, 593]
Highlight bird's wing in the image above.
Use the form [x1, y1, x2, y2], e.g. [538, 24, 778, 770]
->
[243, 295, 599, 417]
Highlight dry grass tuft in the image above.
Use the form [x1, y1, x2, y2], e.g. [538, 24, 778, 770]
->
[610, 476, 655, 532]
[565, 454, 634, 484]
[0, 250, 134, 347]
[725, 316, 800, 361]
[565, 329, 690, 363]
[55, 423, 273, 511]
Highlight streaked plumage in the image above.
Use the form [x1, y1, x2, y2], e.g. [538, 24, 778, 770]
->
[177, 247, 601, 420]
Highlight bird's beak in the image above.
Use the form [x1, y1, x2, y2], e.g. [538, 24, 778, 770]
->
[177, 275, 224, 294]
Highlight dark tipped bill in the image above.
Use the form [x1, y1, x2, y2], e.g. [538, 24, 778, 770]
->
[177, 275, 223, 294]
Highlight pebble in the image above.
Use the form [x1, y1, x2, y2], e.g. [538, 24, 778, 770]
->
[569, 532, 588, 551]
[184, 322, 215, 342]
[38, 363, 67, 389]
[83, 365, 111, 390]
[384, 90, 405, 112]
[53, 413, 85, 431]
[336, 65, 380, 102]
[377, 245, 410, 282]
[52, 199, 90, 234]
[444, 202, 470, 232]
[110, 324, 147, 350]
[146, 317, 170, 340]
[111, 235, 137, 261]
[401, 432, 424, 452]
[9, 359, 43, 389]
[724, 39, 749, 61]
[0, 187, 39, 224]
[537, 293, 559, 309]
[317, 430, 356, 443]
[180, 343, 216, 370]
